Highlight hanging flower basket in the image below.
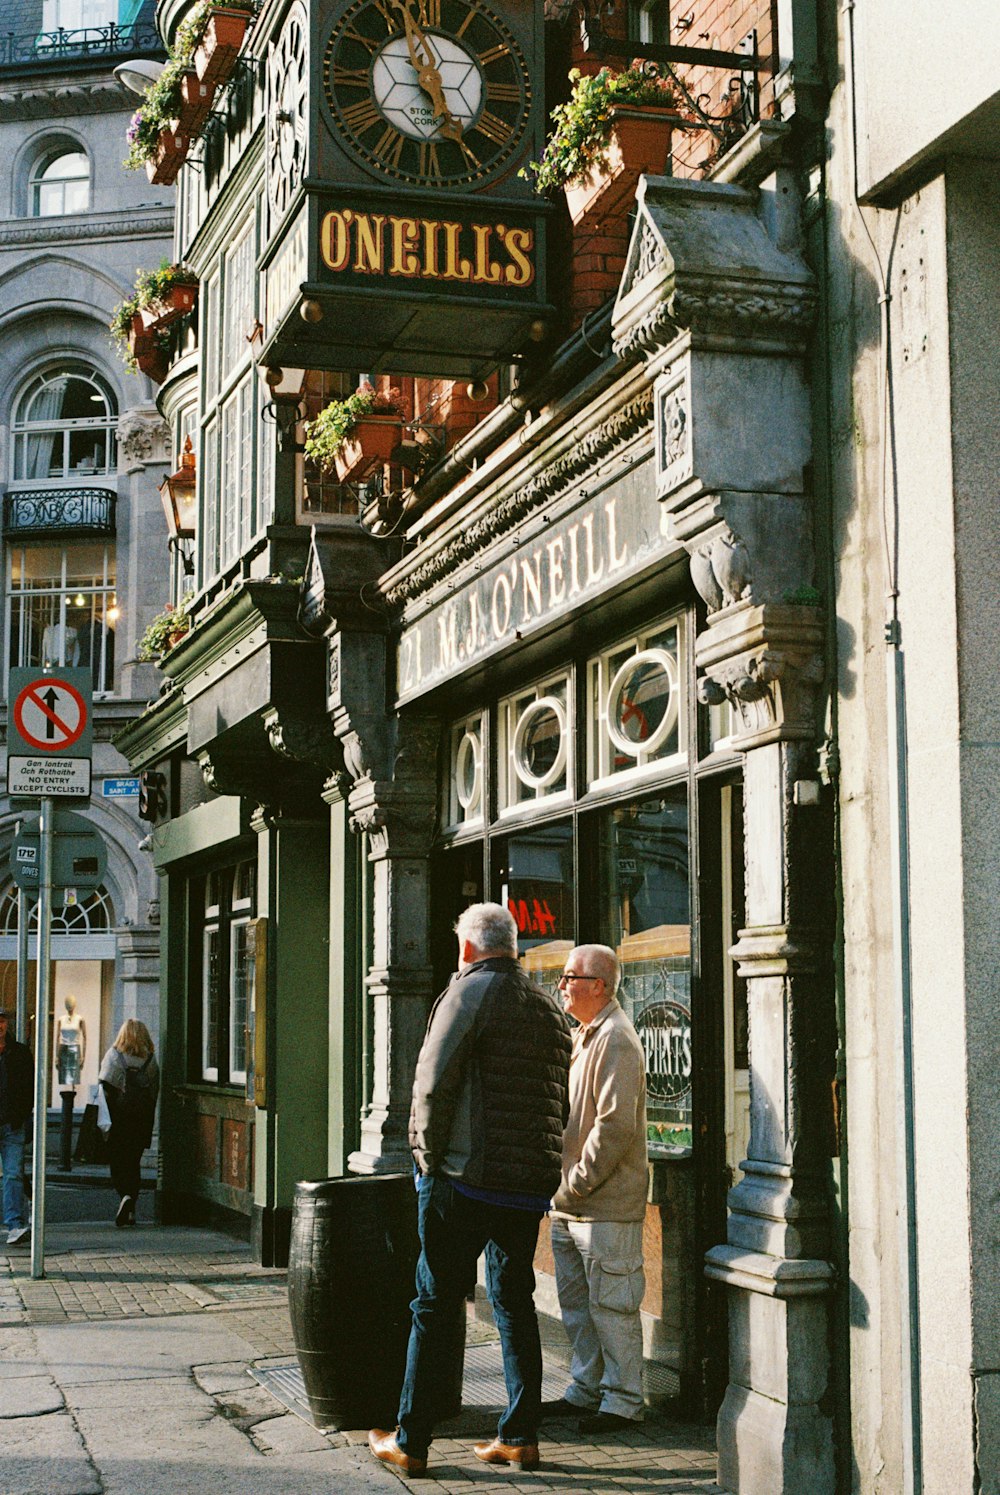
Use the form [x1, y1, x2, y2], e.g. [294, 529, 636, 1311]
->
[145, 128, 189, 186]
[131, 331, 170, 385]
[333, 417, 403, 483]
[194, 5, 254, 88]
[176, 69, 216, 136]
[138, 278, 199, 332]
[563, 106, 679, 227]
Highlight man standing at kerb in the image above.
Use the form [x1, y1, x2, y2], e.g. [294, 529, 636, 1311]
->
[369, 902, 571, 1477]
[550, 944, 649, 1431]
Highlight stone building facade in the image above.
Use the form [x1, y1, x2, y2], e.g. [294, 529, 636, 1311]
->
[0, 0, 172, 1110]
[115, 1, 1000, 1492]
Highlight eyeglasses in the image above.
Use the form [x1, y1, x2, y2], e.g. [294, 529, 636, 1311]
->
[558, 973, 602, 985]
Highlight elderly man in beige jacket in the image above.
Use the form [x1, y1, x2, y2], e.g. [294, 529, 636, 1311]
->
[549, 943, 648, 1433]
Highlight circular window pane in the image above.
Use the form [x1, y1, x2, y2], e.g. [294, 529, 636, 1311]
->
[455, 729, 482, 813]
[513, 696, 567, 790]
[607, 649, 678, 758]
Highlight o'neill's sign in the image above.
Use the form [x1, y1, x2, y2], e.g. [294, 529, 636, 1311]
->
[320, 207, 535, 289]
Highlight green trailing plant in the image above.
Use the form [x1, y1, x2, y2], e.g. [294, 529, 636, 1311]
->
[303, 385, 403, 471]
[522, 65, 681, 194]
[109, 262, 196, 369]
[138, 595, 194, 662]
[123, 1, 210, 169]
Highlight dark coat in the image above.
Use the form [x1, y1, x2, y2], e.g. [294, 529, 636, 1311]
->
[409, 956, 572, 1199]
[0, 1037, 34, 1130]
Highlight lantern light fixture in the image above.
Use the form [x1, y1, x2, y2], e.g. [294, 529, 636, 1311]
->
[159, 435, 197, 539]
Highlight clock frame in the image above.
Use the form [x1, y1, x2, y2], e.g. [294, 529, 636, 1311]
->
[323, 0, 532, 189]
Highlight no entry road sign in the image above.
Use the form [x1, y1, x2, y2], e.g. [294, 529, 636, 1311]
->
[6, 667, 93, 799]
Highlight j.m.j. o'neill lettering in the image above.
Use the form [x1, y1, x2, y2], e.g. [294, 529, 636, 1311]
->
[320, 209, 535, 288]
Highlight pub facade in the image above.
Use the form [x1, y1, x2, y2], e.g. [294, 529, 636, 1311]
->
[116, 0, 1000, 1492]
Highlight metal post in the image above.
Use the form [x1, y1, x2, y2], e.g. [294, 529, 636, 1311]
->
[30, 797, 54, 1281]
[16, 886, 31, 1042]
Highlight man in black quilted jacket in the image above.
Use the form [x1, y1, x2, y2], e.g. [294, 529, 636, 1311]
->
[369, 902, 571, 1479]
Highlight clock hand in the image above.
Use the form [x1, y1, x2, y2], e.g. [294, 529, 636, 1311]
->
[392, 0, 464, 140]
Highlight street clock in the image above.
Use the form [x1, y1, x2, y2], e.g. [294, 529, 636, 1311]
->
[323, 0, 532, 188]
[258, 0, 550, 377]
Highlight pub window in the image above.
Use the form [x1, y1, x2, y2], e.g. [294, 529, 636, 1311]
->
[198, 859, 256, 1084]
[587, 613, 684, 785]
[6, 541, 116, 694]
[498, 671, 572, 813]
[299, 371, 363, 520]
[445, 711, 485, 829]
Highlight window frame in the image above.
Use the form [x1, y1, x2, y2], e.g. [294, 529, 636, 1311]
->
[10, 365, 117, 488]
[4, 539, 117, 696]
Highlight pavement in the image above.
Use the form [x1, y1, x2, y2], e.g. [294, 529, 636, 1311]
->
[0, 1203, 721, 1495]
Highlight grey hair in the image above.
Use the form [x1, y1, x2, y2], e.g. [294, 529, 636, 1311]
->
[454, 902, 518, 956]
[571, 944, 620, 993]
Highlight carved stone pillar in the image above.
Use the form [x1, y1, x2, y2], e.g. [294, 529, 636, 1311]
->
[328, 627, 440, 1175]
[614, 175, 836, 1494]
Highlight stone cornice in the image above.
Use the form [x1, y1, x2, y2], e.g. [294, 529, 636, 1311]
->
[0, 209, 174, 248]
[0, 78, 135, 120]
[382, 383, 654, 610]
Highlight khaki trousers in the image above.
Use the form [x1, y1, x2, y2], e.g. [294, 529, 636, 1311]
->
[550, 1215, 645, 1420]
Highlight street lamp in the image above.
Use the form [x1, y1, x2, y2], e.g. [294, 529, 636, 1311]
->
[159, 435, 196, 539]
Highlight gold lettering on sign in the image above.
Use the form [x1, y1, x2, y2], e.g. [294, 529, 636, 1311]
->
[319, 209, 536, 289]
[389, 216, 421, 277]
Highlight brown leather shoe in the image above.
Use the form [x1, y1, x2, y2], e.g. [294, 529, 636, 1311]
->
[368, 1428, 428, 1477]
[473, 1437, 540, 1469]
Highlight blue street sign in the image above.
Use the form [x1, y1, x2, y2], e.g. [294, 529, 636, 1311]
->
[102, 777, 141, 798]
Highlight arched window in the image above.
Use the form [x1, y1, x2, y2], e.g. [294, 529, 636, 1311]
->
[11, 365, 117, 484]
[0, 883, 114, 935]
[29, 148, 90, 216]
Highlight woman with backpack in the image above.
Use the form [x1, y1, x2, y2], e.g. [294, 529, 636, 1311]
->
[99, 1020, 159, 1228]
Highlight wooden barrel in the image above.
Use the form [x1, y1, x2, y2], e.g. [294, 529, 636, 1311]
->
[287, 1174, 464, 1429]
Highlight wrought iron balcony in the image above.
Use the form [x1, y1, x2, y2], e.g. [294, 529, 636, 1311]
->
[3, 488, 116, 537]
[0, 20, 163, 72]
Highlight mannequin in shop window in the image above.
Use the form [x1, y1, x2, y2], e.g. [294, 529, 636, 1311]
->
[56, 993, 86, 1087]
[41, 620, 80, 667]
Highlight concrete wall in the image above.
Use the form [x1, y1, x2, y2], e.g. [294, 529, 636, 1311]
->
[825, 8, 1000, 1488]
[852, 0, 1000, 199]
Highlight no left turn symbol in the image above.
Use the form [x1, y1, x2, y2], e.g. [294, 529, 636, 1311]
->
[13, 677, 88, 752]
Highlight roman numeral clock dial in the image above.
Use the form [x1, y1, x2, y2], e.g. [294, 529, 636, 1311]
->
[268, 3, 308, 218]
[324, 0, 531, 187]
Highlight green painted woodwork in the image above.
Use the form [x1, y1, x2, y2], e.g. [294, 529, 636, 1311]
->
[153, 795, 246, 869]
[326, 795, 362, 1174]
[255, 815, 331, 1209]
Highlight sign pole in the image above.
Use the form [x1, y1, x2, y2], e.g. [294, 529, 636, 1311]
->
[30, 796, 54, 1281]
[16, 885, 30, 1042]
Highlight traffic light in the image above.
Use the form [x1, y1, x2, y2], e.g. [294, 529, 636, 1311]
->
[138, 770, 166, 823]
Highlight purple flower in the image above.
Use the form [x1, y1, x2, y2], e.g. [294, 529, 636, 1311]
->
[127, 108, 143, 144]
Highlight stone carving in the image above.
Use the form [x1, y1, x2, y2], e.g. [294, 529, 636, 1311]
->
[660, 388, 687, 465]
[695, 606, 824, 746]
[0, 78, 143, 120]
[711, 527, 753, 606]
[263, 707, 342, 774]
[383, 388, 653, 609]
[0, 210, 172, 247]
[612, 178, 817, 367]
[689, 544, 724, 611]
[116, 408, 171, 469]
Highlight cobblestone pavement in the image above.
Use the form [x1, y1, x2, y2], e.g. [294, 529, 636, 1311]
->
[1, 1218, 721, 1494]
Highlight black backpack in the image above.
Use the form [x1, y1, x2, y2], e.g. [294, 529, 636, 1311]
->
[119, 1055, 156, 1130]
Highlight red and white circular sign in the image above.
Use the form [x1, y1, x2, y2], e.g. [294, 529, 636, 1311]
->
[13, 677, 88, 752]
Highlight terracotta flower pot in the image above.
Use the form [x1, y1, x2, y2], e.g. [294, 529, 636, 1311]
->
[563, 107, 680, 228]
[145, 129, 189, 186]
[139, 280, 200, 332]
[331, 417, 403, 483]
[194, 7, 252, 88]
[132, 334, 169, 385]
[176, 69, 216, 137]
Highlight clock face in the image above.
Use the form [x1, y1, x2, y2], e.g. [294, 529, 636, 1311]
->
[268, 4, 308, 218]
[323, 0, 531, 188]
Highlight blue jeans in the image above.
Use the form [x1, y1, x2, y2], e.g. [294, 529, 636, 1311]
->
[396, 1176, 544, 1460]
[0, 1123, 27, 1230]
